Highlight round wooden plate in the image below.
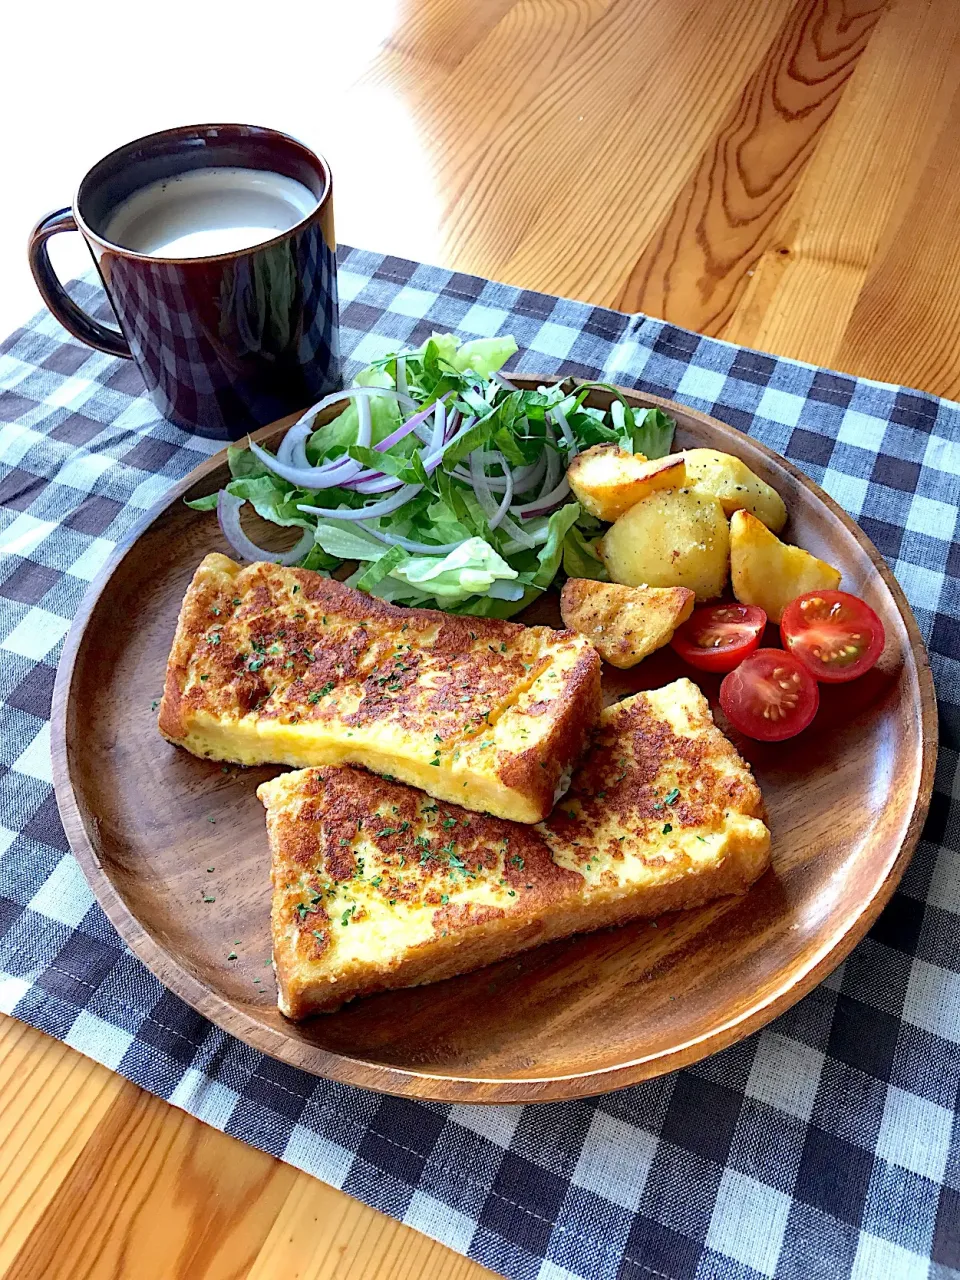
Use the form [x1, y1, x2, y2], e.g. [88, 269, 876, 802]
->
[52, 380, 937, 1103]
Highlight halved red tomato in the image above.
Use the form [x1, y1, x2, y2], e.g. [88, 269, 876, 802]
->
[719, 648, 819, 741]
[671, 603, 767, 673]
[780, 590, 885, 683]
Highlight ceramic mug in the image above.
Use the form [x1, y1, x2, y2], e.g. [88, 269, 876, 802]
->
[28, 123, 340, 439]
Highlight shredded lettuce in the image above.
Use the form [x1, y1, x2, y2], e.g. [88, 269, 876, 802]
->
[531, 504, 582, 589]
[305, 395, 401, 465]
[390, 538, 518, 605]
[312, 521, 386, 562]
[448, 336, 518, 376]
[222, 477, 315, 528]
[354, 545, 409, 591]
[226, 442, 275, 481]
[563, 525, 609, 581]
[632, 407, 676, 459]
[186, 492, 219, 512]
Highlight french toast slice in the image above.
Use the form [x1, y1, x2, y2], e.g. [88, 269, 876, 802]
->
[259, 677, 771, 1018]
[159, 554, 601, 823]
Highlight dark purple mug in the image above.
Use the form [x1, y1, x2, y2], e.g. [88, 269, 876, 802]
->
[28, 123, 340, 439]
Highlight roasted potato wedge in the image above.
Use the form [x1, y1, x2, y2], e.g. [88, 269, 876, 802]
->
[730, 510, 841, 622]
[683, 448, 787, 533]
[600, 488, 730, 601]
[568, 445, 686, 521]
[560, 579, 695, 668]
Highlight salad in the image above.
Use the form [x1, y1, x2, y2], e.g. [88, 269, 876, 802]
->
[189, 333, 675, 618]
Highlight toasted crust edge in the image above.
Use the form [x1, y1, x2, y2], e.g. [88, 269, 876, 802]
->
[158, 553, 239, 743]
[269, 814, 769, 1017]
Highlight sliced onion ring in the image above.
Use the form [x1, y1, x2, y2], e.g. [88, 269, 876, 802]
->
[217, 492, 314, 565]
[513, 475, 571, 519]
[375, 400, 441, 453]
[294, 384, 416, 429]
[428, 400, 446, 455]
[470, 450, 514, 530]
[267, 385, 416, 484]
[298, 483, 423, 522]
[357, 522, 464, 555]
[277, 420, 313, 466]
[498, 512, 537, 551]
[355, 393, 372, 449]
[247, 438, 363, 489]
[551, 405, 578, 455]
[541, 422, 562, 494]
[350, 473, 407, 495]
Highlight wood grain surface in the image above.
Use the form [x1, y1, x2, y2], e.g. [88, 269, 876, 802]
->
[4, 0, 959, 1274]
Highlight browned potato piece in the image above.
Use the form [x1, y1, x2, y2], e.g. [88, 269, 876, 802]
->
[600, 488, 730, 601]
[730, 510, 841, 622]
[567, 445, 686, 521]
[683, 449, 787, 533]
[560, 579, 695, 668]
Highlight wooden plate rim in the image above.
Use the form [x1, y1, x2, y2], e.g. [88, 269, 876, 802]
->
[51, 382, 938, 1103]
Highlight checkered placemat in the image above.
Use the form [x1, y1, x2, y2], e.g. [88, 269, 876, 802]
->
[2, 247, 959, 1280]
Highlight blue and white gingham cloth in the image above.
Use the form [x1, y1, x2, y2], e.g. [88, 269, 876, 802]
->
[1, 247, 958, 1280]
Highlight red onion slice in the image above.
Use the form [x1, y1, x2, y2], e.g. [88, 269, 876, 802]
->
[469, 449, 496, 516]
[470, 450, 513, 530]
[351, 473, 407, 495]
[514, 452, 547, 495]
[298, 484, 422, 522]
[263, 385, 417, 483]
[490, 475, 514, 530]
[375, 401, 439, 453]
[217, 492, 314, 565]
[457, 451, 546, 495]
[444, 408, 461, 443]
[498, 512, 537, 551]
[247, 438, 364, 489]
[429, 415, 477, 470]
[357, 522, 464, 555]
[513, 475, 571, 519]
[294, 384, 416, 430]
[277, 420, 313, 466]
[542, 422, 562, 494]
[551, 406, 578, 456]
[428, 400, 446, 456]
[491, 370, 519, 392]
[355, 393, 373, 449]
[411, 392, 454, 445]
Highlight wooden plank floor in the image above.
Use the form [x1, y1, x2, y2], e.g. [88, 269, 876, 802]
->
[3, 0, 960, 1275]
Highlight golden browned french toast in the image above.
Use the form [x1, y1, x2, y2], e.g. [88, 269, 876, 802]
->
[259, 677, 771, 1018]
[159, 554, 601, 823]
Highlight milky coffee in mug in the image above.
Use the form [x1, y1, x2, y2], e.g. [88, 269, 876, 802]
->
[29, 124, 340, 439]
[103, 167, 320, 259]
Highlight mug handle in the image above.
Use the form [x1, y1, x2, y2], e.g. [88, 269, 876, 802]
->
[28, 208, 132, 358]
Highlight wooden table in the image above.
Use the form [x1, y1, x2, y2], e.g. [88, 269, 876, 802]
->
[3, 0, 959, 1274]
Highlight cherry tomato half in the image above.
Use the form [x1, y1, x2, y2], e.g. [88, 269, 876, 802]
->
[719, 648, 819, 742]
[671, 603, 767, 673]
[780, 590, 885, 683]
